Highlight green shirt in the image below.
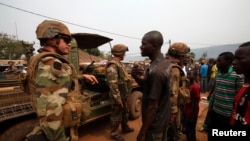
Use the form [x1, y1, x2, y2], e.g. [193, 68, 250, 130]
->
[212, 67, 244, 117]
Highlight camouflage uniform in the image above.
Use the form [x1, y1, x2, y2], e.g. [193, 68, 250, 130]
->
[105, 44, 133, 141]
[35, 55, 72, 141]
[164, 42, 190, 141]
[33, 20, 73, 141]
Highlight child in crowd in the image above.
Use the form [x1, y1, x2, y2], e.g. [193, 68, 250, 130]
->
[183, 69, 201, 141]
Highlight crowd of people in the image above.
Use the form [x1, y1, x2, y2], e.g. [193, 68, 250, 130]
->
[21, 19, 250, 141]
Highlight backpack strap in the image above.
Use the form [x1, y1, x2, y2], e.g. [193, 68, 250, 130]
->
[106, 60, 130, 81]
[28, 52, 70, 79]
[171, 63, 191, 105]
[20, 51, 79, 98]
[171, 63, 185, 77]
[171, 63, 186, 87]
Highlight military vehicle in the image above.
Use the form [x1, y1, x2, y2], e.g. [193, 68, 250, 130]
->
[0, 33, 142, 141]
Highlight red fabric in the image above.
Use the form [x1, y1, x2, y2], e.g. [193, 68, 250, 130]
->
[184, 83, 200, 116]
[230, 86, 250, 125]
[246, 102, 250, 124]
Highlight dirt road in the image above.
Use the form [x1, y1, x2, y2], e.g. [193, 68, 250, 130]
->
[78, 93, 209, 141]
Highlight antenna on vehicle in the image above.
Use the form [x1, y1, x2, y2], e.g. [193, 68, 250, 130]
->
[108, 42, 113, 57]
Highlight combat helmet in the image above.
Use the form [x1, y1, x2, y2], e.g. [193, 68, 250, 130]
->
[111, 44, 129, 56]
[167, 42, 190, 57]
[36, 20, 71, 39]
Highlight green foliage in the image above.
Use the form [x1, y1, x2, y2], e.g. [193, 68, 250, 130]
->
[189, 52, 195, 59]
[84, 48, 101, 56]
[0, 33, 24, 60]
[201, 51, 207, 58]
[83, 48, 106, 59]
[104, 51, 111, 60]
[99, 51, 105, 58]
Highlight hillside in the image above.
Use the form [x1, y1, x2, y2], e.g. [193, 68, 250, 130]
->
[191, 43, 241, 60]
[124, 43, 241, 61]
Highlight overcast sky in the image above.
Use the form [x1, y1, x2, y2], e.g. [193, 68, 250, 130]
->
[0, 0, 249, 57]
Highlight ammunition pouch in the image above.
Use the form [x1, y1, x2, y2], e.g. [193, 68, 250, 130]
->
[63, 78, 83, 128]
[63, 99, 83, 128]
[118, 79, 132, 98]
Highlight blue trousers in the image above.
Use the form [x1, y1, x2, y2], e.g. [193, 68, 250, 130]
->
[200, 77, 208, 93]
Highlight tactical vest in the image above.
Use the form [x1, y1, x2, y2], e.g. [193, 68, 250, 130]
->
[19, 52, 78, 102]
[170, 63, 190, 113]
[106, 60, 132, 96]
[19, 52, 83, 141]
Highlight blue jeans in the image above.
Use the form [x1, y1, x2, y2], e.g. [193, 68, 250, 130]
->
[208, 77, 215, 91]
[200, 77, 208, 92]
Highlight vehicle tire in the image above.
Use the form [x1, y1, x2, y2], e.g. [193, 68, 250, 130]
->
[0, 119, 39, 141]
[127, 90, 142, 120]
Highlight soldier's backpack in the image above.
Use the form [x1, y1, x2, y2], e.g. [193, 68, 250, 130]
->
[171, 64, 191, 105]
[105, 60, 133, 96]
[19, 52, 83, 141]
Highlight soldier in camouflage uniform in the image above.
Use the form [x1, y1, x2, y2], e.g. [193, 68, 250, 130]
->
[34, 20, 97, 141]
[164, 42, 190, 141]
[105, 44, 134, 141]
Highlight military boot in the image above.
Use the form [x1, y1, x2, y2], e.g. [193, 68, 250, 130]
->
[122, 125, 134, 134]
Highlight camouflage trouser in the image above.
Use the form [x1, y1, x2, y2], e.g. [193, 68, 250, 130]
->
[110, 97, 129, 133]
[163, 106, 184, 141]
[37, 94, 67, 141]
[41, 125, 67, 141]
[176, 105, 184, 130]
[163, 120, 178, 141]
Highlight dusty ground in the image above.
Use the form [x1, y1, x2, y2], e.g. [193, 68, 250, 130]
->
[78, 93, 209, 141]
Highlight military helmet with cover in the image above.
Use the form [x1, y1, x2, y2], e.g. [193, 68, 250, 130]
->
[167, 42, 190, 57]
[36, 20, 71, 39]
[111, 44, 129, 56]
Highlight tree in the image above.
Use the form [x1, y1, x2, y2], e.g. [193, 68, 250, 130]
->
[201, 51, 207, 59]
[104, 51, 112, 60]
[0, 33, 25, 60]
[84, 48, 101, 56]
[189, 52, 195, 59]
[83, 48, 106, 59]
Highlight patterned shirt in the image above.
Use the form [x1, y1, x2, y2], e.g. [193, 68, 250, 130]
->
[212, 67, 244, 117]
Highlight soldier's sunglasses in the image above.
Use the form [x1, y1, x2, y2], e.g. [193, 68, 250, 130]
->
[57, 34, 72, 44]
